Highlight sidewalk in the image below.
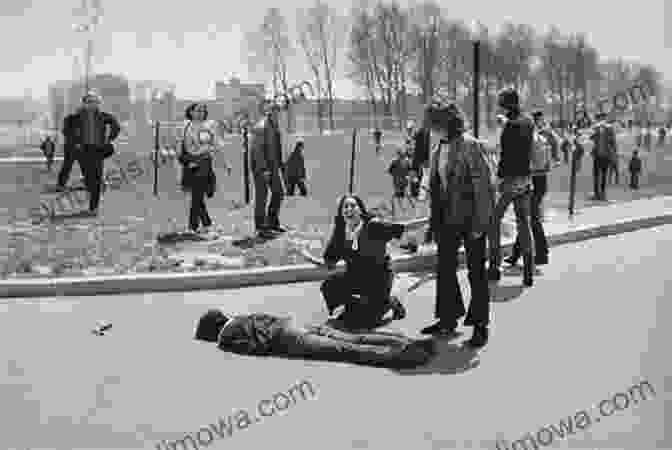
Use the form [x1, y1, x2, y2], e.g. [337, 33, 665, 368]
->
[1, 195, 671, 298]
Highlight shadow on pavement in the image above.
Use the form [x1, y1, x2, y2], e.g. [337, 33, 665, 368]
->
[49, 210, 96, 222]
[395, 340, 481, 375]
[489, 284, 525, 303]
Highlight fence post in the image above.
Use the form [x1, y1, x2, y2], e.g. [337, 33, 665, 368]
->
[349, 128, 357, 193]
[569, 145, 578, 218]
[153, 121, 160, 197]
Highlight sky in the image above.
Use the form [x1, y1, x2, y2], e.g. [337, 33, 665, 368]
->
[0, 0, 669, 101]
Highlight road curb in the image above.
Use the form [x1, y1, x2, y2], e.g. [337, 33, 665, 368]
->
[1, 212, 671, 298]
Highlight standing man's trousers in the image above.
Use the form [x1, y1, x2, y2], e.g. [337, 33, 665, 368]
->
[436, 226, 490, 327]
[79, 146, 105, 212]
[253, 170, 285, 230]
[57, 145, 82, 188]
[489, 187, 533, 269]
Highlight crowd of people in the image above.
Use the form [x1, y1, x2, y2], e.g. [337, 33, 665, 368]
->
[194, 87, 614, 368]
[43, 87, 669, 368]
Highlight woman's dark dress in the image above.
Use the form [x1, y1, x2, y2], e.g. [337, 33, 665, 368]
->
[321, 218, 405, 327]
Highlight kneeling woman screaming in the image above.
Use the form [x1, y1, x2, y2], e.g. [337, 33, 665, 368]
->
[321, 194, 409, 329]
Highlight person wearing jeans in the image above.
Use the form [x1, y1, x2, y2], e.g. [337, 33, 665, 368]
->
[194, 309, 433, 368]
[506, 110, 558, 267]
[488, 88, 534, 286]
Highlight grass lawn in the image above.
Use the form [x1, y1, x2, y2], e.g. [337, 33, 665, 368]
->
[0, 130, 670, 278]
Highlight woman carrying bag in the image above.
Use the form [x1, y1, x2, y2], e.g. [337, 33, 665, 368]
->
[179, 103, 231, 233]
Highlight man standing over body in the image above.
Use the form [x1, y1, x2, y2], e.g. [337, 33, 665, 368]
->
[418, 99, 495, 348]
[61, 91, 121, 215]
[589, 112, 617, 201]
[250, 102, 286, 238]
[487, 88, 535, 287]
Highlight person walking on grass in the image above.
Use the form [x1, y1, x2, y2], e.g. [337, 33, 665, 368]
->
[284, 138, 308, 197]
[388, 147, 413, 216]
[250, 102, 287, 238]
[418, 98, 495, 349]
[60, 91, 121, 216]
[628, 149, 642, 190]
[179, 102, 231, 234]
[40, 135, 56, 172]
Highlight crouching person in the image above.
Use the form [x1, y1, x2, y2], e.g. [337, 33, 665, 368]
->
[194, 309, 433, 368]
[319, 194, 412, 330]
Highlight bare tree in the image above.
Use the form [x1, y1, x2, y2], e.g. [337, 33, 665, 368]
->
[242, 8, 295, 131]
[297, 0, 345, 132]
[347, 5, 379, 127]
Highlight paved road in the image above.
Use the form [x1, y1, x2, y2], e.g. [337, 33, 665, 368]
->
[1, 226, 670, 450]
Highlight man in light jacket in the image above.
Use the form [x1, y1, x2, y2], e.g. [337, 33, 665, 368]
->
[419, 98, 495, 349]
[249, 102, 286, 237]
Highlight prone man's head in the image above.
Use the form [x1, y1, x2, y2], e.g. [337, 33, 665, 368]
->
[194, 309, 230, 342]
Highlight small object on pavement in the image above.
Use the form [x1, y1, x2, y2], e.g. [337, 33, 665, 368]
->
[92, 320, 112, 336]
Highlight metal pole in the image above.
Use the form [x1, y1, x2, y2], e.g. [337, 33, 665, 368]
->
[85, 38, 91, 93]
[473, 40, 481, 139]
[569, 138, 578, 217]
[349, 128, 357, 193]
[243, 126, 250, 204]
[153, 120, 159, 197]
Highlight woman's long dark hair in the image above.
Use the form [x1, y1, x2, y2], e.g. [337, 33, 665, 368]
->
[331, 194, 372, 242]
[185, 102, 208, 120]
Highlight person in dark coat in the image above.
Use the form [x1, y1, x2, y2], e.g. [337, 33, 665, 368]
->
[194, 309, 433, 368]
[40, 135, 56, 171]
[61, 91, 121, 215]
[589, 113, 617, 200]
[57, 108, 85, 190]
[487, 88, 535, 286]
[284, 139, 308, 196]
[320, 194, 411, 330]
[418, 98, 495, 349]
[250, 102, 286, 237]
[505, 110, 556, 267]
[628, 149, 642, 190]
[411, 124, 431, 198]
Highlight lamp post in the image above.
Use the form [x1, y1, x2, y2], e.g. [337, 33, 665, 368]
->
[73, 12, 101, 95]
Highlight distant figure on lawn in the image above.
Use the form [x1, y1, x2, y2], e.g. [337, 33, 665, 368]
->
[194, 309, 433, 368]
[320, 194, 409, 330]
[589, 113, 618, 200]
[60, 90, 121, 216]
[250, 102, 287, 238]
[40, 135, 56, 171]
[179, 102, 230, 233]
[628, 149, 642, 190]
[373, 128, 383, 156]
[284, 139, 308, 197]
[388, 147, 414, 215]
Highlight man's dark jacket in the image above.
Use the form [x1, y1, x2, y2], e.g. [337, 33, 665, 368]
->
[62, 109, 121, 156]
[498, 112, 534, 178]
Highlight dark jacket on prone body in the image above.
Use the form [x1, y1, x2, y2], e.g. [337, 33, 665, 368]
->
[217, 313, 291, 355]
[498, 111, 534, 178]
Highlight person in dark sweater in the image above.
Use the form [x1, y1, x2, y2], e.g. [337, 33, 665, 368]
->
[320, 194, 415, 330]
[628, 149, 642, 189]
[194, 309, 433, 368]
[61, 91, 121, 215]
[487, 88, 535, 286]
[284, 139, 308, 196]
[40, 135, 56, 171]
